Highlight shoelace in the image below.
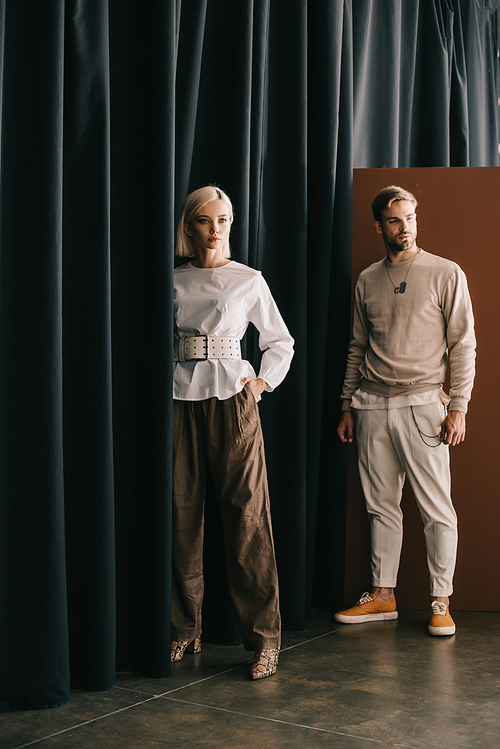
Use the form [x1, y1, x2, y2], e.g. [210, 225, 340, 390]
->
[358, 592, 374, 605]
[431, 601, 448, 616]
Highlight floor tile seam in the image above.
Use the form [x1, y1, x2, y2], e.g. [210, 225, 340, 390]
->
[9, 693, 165, 749]
[146, 631, 340, 698]
[113, 630, 341, 700]
[115, 685, 159, 698]
[280, 628, 339, 652]
[162, 695, 421, 749]
[153, 664, 251, 696]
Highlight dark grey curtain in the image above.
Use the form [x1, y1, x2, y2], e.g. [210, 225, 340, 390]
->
[0, 0, 498, 712]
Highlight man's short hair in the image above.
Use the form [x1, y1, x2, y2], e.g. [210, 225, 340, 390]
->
[371, 185, 418, 223]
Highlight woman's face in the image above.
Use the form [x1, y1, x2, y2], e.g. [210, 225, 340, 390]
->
[184, 199, 232, 255]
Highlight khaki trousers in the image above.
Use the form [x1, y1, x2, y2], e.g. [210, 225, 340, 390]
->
[172, 386, 281, 650]
[354, 401, 457, 597]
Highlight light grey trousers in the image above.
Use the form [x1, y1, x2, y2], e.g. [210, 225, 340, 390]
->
[354, 401, 457, 597]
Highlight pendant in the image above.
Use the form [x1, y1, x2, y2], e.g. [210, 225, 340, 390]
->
[395, 282, 406, 294]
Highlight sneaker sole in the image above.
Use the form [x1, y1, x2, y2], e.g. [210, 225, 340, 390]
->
[428, 624, 456, 636]
[334, 611, 398, 624]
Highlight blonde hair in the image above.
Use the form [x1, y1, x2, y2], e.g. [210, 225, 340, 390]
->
[175, 185, 234, 258]
[371, 185, 418, 223]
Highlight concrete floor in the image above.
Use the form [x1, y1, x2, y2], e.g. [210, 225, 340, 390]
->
[2, 608, 500, 748]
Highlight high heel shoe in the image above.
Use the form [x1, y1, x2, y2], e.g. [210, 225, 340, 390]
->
[170, 635, 202, 663]
[249, 648, 279, 680]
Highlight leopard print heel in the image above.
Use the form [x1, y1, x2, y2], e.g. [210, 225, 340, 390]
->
[170, 635, 202, 663]
[249, 648, 279, 680]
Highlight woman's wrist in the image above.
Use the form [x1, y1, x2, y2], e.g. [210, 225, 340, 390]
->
[254, 378, 267, 396]
[241, 376, 267, 397]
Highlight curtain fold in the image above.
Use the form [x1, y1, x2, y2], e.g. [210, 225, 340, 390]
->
[253, 0, 309, 629]
[109, 0, 176, 678]
[460, 0, 500, 164]
[63, 0, 116, 692]
[0, 0, 498, 712]
[308, 0, 354, 611]
[0, 0, 68, 711]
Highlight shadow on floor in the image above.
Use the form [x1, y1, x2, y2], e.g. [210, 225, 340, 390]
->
[2, 609, 499, 748]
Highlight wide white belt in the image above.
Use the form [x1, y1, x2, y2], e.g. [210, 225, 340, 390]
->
[174, 335, 242, 361]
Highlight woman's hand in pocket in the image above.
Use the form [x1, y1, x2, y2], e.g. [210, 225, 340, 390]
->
[241, 377, 267, 400]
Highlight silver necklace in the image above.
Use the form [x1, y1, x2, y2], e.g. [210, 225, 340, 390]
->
[384, 249, 420, 294]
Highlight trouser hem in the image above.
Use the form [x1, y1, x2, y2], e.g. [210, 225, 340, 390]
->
[244, 636, 281, 652]
[171, 629, 202, 641]
[372, 579, 397, 588]
[430, 588, 453, 597]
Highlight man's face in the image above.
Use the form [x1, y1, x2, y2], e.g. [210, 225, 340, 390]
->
[375, 200, 417, 255]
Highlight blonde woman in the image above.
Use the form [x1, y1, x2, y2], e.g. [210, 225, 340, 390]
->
[171, 186, 294, 679]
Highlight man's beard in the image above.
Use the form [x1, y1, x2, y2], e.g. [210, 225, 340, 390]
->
[384, 231, 416, 254]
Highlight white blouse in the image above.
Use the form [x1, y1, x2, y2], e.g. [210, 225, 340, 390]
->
[173, 261, 294, 401]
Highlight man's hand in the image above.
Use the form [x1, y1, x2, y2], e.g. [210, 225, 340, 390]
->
[337, 410, 355, 443]
[241, 377, 267, 400]
[440, 410, 466, 446]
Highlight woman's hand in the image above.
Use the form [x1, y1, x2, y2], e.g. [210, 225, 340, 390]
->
[241, 377, 267, 400]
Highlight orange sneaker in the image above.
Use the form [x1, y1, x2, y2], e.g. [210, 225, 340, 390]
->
[428, 601, 456, 636]
[335, 591, 398, 624]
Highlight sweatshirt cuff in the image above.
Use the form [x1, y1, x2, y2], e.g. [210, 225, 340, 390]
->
[341, 399, 352, 412]
[449, 396, 468, 413]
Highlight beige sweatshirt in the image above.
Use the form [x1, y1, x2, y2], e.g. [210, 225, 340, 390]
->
[341, 250, 476, 413]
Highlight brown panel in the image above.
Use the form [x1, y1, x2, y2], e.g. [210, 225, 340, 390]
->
[344, 167, 500, 611]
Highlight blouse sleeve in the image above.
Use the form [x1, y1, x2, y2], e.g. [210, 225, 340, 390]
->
[247, 276, 294, 392]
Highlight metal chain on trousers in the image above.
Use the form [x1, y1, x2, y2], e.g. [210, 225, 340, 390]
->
[410, 404, 446, 448]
